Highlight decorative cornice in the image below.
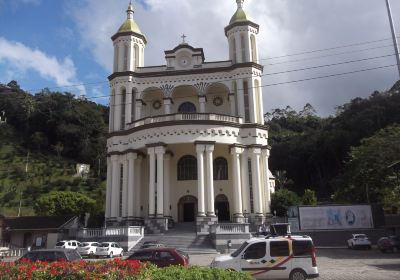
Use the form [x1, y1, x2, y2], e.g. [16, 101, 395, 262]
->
[194, 141, 216, 146]
[108, 62, 263, 81]
[111, 31, 147, 44]
[108, 121, 269, 138]
[224, 21, 260, 36]
[145, 142, 167, 148]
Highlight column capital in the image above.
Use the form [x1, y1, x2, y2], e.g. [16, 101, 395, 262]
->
[163, 98, 173, 105]
[110, 154, 119, 162]
[127, 152, 138, 160]
[198, 95, 207, 103]
[196, 144, 205, 153]
[205, 144, 215, 152]
[155, 146, 166, 155]
[230, 146, 244, 155]
[147, 147, 155, 155]
[261, 149, 270, 157]
[250, 147, 262, 155]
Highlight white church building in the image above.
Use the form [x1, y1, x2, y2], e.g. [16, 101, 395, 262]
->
[105, 0, 275, 234]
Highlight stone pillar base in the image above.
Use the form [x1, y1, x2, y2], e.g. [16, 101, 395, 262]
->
[233, 216, 246, 223]
[144, 218, 168, 234]
[105, 217, 119, 227]
[196, 216, 218, 235]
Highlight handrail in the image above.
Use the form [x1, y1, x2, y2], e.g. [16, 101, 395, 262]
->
[210, 223, 250, 234]
[127, 113, 243, 129]
[77, 226, 144, 238]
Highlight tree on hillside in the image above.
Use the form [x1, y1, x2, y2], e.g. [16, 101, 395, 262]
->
[301, 189, 317, 205]
[33, 191, 95, 217]
[271, 188, 300, 216]
[332, 125, 400, 204]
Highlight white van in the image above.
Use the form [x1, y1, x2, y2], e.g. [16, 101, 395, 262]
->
[211, 235, 318, 280]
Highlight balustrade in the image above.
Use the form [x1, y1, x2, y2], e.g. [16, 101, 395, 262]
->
[210, 223, 249, 234]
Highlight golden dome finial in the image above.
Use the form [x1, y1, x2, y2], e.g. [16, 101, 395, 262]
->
[127, 0, 134, 20]
[236, 0, 244, 9]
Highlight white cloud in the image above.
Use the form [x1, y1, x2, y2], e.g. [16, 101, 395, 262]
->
[66, 0, 400, 115]
[0, 37, 86, 94]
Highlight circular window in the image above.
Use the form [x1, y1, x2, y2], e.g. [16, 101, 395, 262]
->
[213, 96, 223, 107]
[152, 100, 162, 110]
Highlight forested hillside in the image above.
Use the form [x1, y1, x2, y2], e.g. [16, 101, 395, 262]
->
[0, 81, 108, 219]
[267, 80, 400, 210]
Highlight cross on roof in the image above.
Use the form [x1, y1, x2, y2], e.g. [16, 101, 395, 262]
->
[181, 34, 187, 44]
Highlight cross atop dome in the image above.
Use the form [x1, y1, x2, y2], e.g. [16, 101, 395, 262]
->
[181, 34, 187, 44]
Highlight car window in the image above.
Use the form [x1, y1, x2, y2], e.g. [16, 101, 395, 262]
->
[68, 242, 72, 246]
[293, 240, 313, 256]
[37, 251, 56, 261]
[56, 242, 65, 246]
[130, 251, 153, 261]
[93, 243, 99, 247]
[114, 244, 120, 248]
[23, 252, 39, 262]
[99, 243, 109, 247]
[243, 242, 266, 259]
[154, 251, 175, 261]
[80, 243, 89, 247]
[72, 242, 77, 246]
[176, 250, 188, 260]
[270, 241, 289, 257]
[231, 242, 248, 258]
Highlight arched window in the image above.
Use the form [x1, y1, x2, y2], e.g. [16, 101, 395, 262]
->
[120, 88, 126, 129]
[241, 34, 246, 62]
[131, 88, 136, 122]
[250, 35, 257, 63]
[214, 157, 228, 180]
[114, 45, 119, 72]
[134, 44, 139, 68]
[177, 155, 197, 180]
[178, 102, 196, 113]
[231, 37, 237, 63]
[123, 44, 129, 71]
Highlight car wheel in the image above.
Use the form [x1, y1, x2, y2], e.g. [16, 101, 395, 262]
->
[290, 269, 307, 280]
[109, 252, 113, 259]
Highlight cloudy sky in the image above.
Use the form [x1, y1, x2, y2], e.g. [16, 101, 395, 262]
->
[0, 0, 399, 116]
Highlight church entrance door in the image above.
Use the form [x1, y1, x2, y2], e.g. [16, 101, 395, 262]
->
[178, 195, 197, 223]
[215, 194, 230, 222]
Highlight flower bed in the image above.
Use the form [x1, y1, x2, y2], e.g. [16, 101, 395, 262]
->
[0, 259, 253, 280]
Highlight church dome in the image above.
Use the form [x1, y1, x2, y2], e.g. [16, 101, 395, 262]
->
[229, 7, 248, 24]
[117, 18, 142, 35]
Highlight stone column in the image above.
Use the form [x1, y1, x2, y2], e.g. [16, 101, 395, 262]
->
[163, 153, 171, 217]
[163, 98, 172, 115]
[262, 148, 271, 214]
[205, 145, 215, 216]
[250, 147, 264, 216]
[147, 147, 156, 217]
[127, 152, 137, 218]
[229, 93, 236, 116]
[196, 145, 206, 216]
[236, 79, 245, 119]
[121, 155, 129, 218]
[105, 157, 112, 218]
[244, 32, 251, 62]
[257, 82, 264, 125]
[109, 90, 115, 132]
[231, 147, 244, 222]
[110, 155, 120, 218]
[155, 146, 165, 217]
[135, 156, 143, 217]
[240, 151, 250, 214]
[199, 96, 206, 113]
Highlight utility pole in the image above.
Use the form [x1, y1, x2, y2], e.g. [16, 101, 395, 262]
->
[385, 0, 400, 79]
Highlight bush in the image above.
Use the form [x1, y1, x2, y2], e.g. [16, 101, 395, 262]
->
[271, 188, 300, 216]
[0, 259, 253, 280]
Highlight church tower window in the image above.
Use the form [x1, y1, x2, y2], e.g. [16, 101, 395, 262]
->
[134, 44, 139, 68]
[121, 88, 126, 129]
[123, 45, 129, 71]
[241, 34, 246, 62]
[214, 157, 228, 180]
[177, 155, 198, 181]
[250, 34, 257, 63]
[231, 37, 237, 63]
[114, 45, 119, 72]
[178, 102, 196, 113]
[243, 80, 250, 122]
[131, 89, 136, 122]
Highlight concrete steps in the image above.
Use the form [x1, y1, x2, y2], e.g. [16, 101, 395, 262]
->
[130, 223, 217, 254]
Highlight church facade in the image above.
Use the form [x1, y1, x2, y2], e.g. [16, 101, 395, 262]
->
[105, 0, 275, 233]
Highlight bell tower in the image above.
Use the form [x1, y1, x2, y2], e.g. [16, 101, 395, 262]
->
[111, 1, 147, 73]
[225, 0, 259, 64]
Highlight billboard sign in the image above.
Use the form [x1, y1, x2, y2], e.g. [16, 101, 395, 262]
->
[299, 205, 373, 230]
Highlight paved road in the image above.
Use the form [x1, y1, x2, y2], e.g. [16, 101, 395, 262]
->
[189, 248, 400, 280]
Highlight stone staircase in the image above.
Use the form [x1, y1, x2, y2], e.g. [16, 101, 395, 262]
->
[130, 223, 217, 254]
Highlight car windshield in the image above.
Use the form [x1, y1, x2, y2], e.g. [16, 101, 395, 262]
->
[99, 243, 110, 247]
[55, 242, 65, 246]
[231, 242, 248, 257]
[355, 234, 366, 239]
[79, 243, 90, 247]
[177, 250, 189, 259]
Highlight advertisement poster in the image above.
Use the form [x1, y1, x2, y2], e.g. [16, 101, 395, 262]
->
[299, 205, 373, 230]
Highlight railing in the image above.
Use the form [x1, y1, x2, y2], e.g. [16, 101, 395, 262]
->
[210, 223, 250, 234]
[127, 113, 243, 129]
[77, 226, 144, 239]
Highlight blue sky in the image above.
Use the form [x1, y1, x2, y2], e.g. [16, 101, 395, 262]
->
[0, 0, 399, 115]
